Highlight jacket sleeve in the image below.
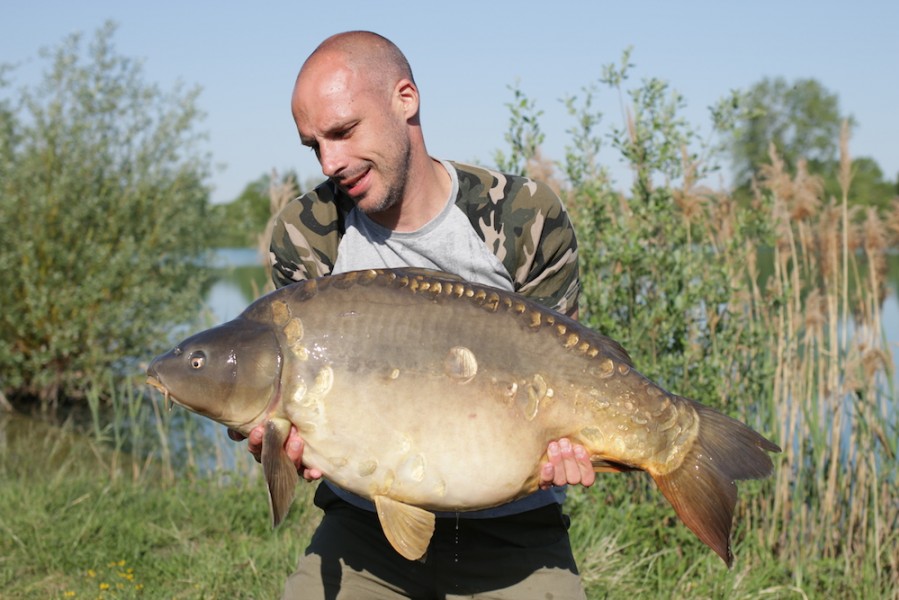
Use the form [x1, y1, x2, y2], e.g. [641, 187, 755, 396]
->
[268, 182, 345, 288]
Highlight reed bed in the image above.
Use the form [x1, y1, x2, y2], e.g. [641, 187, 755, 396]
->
[750, 128, 898, 594]
[559, 115, 898, 595]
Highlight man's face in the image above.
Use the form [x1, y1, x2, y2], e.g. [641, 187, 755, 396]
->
[292, 60, 412, 215]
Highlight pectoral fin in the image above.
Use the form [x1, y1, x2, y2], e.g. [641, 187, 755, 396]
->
[373, 495, 435, 561]
[262, 418, 298, 527]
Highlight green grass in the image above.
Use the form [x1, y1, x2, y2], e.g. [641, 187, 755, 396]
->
[566, 482, 892, 599]
[0, 411, 318, 599]
[3, 407, 895, 599]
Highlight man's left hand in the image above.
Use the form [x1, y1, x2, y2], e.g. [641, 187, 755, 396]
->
[539, 438, 595, 489]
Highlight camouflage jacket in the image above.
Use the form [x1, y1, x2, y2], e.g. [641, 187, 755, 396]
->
[268, 161, 580, 315]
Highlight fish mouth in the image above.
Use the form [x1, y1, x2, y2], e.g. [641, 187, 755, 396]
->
[146, 374, 176, 412]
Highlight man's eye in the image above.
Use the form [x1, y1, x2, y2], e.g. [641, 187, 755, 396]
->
[333, 123, 356, 140]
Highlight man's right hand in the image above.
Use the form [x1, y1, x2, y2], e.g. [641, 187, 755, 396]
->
[228, 424, 323, 482]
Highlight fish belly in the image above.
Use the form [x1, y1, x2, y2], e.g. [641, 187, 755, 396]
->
[284, 368, 567, 511]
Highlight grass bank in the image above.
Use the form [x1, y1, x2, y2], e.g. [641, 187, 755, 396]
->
[0, 409, 318, 599]
[2, 401, 896, 599]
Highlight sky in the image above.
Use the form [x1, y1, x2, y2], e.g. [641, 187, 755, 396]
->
[3, 1, 897, 204]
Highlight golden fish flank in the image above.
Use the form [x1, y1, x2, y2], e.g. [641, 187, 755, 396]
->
[357, 459, 378, 477]
[145, 267, 781, 567]
[299, 366, 333, 408]
[597, 358, 615, 378]
[271, 299, 291, 326]
[523, 374, 550, 422]
[283, 318, 303, 345]
[444, 346, 477, 382]
[398, 454, 427, 483]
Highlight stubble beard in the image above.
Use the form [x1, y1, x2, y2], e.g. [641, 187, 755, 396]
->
[359, 135, 412, 216]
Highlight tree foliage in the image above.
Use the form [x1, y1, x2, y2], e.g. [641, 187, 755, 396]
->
[724, 77, 897, 212]
[728, 77, 846, 186]
[498, 50, 774, 412]
[210, 170, 300, 248]
[211, 174, 273, 247]
[0, 22, 215, 406]
[816, 156, 898, 213]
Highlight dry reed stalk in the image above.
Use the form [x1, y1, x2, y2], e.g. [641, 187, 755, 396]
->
[862, 207, 888, 310]
[673, 145, 707, 248]
[838, 133, 851, 354]
[886, 198, 899, 247]
[768, 223, 797, 555]
[817, 203, 842, 288]
[525, 147, 564, 197]
[256, 169, 299, 294]
[792, 159, 823, 275]
[753, 130, 899, 569]
[838, 120, 853, 198]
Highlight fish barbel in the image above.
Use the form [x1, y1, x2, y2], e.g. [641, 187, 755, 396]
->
[146, 268, 780, 565]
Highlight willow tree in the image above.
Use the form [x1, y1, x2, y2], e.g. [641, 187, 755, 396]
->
[0, 22, 215, 407]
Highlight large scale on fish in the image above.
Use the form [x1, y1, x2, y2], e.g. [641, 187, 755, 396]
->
[147, 268, 780, 566]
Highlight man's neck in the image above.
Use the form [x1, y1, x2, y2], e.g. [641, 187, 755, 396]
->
[368, 157, 451, 232]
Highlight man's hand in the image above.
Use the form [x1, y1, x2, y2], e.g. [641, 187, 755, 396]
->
[539, 438, 595, 489]
[227, 425, 323, 482]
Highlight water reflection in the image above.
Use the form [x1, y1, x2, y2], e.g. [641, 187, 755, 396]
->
[205, 247, 270, 322]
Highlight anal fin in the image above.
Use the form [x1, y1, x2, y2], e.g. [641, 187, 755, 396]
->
[262, 418, 299, 527]
[373, 495, 435, 561]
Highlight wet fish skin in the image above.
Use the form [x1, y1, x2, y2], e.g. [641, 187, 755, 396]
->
[146, 268, 780, 565]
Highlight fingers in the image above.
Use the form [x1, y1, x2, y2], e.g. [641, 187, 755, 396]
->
[238, 424, 323, 482]
[286, 429, 323, 481]
[573, 442, 596, 487]
[302, 466, 323, 482]
[247, 426, 264, 463]
[539, 438, 595, 489]
[227, 428, 246, 442]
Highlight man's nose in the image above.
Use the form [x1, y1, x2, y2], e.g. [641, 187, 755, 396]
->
[318, 141, 346, 178]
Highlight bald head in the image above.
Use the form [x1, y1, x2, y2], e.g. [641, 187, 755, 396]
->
[290, 32, 435, 222]
[299, 31, 414, 94]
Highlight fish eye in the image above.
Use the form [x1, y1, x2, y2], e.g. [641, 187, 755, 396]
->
[189, 351, 206, 369]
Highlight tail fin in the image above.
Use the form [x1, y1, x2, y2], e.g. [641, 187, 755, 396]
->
[652, 398, 780, 567]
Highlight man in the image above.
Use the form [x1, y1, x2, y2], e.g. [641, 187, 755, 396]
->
[234, 31, 595, 599]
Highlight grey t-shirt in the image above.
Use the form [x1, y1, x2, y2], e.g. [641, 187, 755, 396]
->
[333, 161, 512, 291]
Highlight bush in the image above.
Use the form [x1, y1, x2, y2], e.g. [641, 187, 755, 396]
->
[0, 22, 215, 407]
[497, 50, 897, 594]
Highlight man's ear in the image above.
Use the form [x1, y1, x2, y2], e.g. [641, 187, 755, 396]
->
[394, 79, 420, 121]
